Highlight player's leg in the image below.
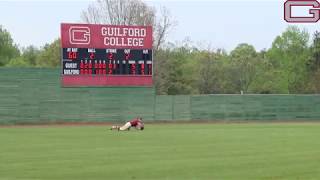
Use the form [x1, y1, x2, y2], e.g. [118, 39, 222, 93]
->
[119, 122, 131, 131]
[110, 125, 120, 130]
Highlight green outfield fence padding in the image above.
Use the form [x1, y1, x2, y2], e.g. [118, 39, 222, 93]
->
[1, 68, 320, 124]
[0, 68, 155, 124]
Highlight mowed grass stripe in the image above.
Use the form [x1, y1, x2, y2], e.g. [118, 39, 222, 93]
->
[0, 124, 320, 180]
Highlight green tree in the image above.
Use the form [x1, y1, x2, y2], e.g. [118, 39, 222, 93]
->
[307, 31, 320, 93]
[36, 39, 61, 68]
[246, 50, 286, 94]
[229, 43, 260, 93]
[197, 49, 228, 94]
[0, 26, 20, 66]
[6, 46, 40, 67]
[22, 46, 40, 66]
[267, 26, 311, 93]
[309, 31, 320, 69]
[154, 46, 197, 95]
[5, 56, 30, 67]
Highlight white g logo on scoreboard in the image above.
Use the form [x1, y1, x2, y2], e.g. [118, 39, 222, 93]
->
[69, 26, 91, 44]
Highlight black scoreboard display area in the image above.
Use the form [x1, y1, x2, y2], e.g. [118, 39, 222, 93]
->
[62, 48, 153, 76]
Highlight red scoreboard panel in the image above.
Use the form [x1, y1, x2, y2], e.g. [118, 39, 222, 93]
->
[60, 23, 153, 87]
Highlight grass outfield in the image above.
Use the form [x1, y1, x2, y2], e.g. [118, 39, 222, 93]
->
[1, 123, 320, 180]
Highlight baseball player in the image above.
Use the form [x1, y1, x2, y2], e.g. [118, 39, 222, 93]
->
[110, 117, 144, 131]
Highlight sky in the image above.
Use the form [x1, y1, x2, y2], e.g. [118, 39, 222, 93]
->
[0, 0, 319, 52]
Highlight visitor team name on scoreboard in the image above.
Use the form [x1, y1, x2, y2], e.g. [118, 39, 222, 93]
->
[62, 48, 152, 75]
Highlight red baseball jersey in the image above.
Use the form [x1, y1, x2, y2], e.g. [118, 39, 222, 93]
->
[129, 118, 143, 126]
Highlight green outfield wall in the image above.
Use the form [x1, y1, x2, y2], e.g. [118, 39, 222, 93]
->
[1, 68, 320, 124]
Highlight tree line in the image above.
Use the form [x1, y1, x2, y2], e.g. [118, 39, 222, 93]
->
[154, 27, 320, 94]
[0, 28, 60, 68]
[0, 0, 320, 94]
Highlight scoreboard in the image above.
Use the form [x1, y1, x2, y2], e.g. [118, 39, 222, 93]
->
[61, 23, 153, 87]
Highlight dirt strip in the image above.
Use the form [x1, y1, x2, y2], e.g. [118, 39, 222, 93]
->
[1, 120, 320, 128]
